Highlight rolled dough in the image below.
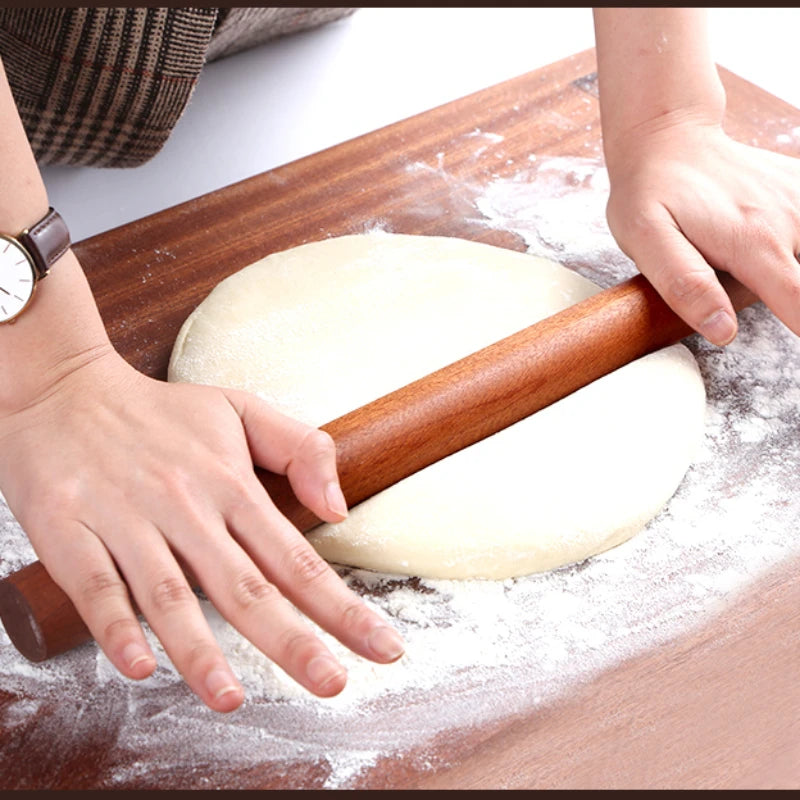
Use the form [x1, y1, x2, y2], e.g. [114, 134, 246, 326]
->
[168, 232, 706, 579]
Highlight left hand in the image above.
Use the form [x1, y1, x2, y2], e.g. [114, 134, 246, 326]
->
[604, 118, 800, 345]
[0, 347, 404, 713]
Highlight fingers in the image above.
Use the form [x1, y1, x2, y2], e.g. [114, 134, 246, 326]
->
[225, 493, 405, 666]
[40, 512, 362, 709]
[36, 513, 245, 711]
[225, 389, 348, 522]
[101, 524, 246, 712]
[221, 389, 405, 667]
[178, 531, 351, 698]
[613, 206, 738, 345]
[33, 523, 157, 682]
[106, 503, 360, 701]
[616, 201, 800, 343]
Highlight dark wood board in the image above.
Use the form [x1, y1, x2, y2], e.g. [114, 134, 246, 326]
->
[2, 49, 800, 789]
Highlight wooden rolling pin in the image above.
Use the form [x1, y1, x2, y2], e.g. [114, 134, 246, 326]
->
[0, 271, 757, 663]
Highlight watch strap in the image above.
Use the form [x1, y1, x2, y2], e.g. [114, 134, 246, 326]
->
[18, 208, 71, 279]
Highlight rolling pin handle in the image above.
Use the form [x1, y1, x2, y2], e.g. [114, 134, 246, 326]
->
[0, 561, 90, 662]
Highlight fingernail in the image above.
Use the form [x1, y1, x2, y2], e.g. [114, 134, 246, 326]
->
[205, 668, 241, 702]
[122, 642, 154, 674]
[368, 626, 405, 662]
[325, 481, 348, 519]
[700, 309, 736, 346]
[306, 655, 346, 693]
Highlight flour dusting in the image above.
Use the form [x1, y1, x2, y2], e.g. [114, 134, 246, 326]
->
[1, 156, 799, 789]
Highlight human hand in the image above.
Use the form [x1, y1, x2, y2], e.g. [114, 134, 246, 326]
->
[603, 119, 800, 345]
[0, 348, 404, 712]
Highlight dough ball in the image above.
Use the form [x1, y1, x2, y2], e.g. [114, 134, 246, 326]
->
[169, 232, 706, 579]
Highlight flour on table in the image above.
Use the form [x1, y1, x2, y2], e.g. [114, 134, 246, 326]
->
[1, 157, 798, 790]
[168, 232, 706, 579]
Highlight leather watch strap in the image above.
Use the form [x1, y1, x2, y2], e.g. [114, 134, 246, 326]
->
[18, 208, 71, 279]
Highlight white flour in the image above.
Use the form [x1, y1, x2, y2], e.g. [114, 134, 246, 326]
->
[2, 153, 799, 789]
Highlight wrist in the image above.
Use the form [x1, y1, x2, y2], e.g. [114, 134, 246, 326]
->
[593, 6, 727, 173]
[0, 247, 115, 417]
[602, 107, 726, 179]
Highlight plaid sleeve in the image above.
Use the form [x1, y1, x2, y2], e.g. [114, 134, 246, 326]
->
[0, 7, 219, 168]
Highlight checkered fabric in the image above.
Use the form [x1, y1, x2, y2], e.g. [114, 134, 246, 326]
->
[0, 7, 355, 168]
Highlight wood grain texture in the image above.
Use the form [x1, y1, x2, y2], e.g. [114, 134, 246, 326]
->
[1, 49, 800, 789]
[412, 555, 800, 790]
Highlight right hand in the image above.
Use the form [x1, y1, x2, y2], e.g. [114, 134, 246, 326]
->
[0, 344, 405, 712]
[603, 119, 800, 346]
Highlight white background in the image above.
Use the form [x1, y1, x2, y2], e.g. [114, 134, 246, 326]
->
[39, 7, 800, 242]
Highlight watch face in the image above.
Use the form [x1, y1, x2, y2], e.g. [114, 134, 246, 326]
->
[0, 235, 36, 323]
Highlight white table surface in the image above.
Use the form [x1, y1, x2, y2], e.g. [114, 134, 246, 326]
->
[40, 7, 800, 243]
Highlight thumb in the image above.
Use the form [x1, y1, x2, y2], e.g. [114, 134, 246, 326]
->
[224, 389, 348, 524]
[613, 207, 738, 346]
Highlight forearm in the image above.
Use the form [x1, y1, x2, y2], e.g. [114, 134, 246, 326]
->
[0, 58, 48, 228]
[593, 8, 726, 164]
[0, 57, 112, 417]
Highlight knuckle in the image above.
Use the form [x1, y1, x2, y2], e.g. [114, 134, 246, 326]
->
[339, 600, 374, 636]
[49, 479, 83, 511]
[100, 616, 141, 645]
[31, 483, 84, 531]
[666, 268, 719, 310]
[298, 428, 337, 464]
[205, 461, 258, 510]
[77, 569, 128, 606]
[739, 202, 775, 231]
[276, 628, 319, 666]
[283, 541, 330, 587]
[153, 466, 200, 508]
[148, 575, 196, 614]
[213, 458, 251, 490]
[733, 209, 783, 260]
[224, 495, 263, 534]
[184, 640, 225, 675]
[229, 571, 279, 611]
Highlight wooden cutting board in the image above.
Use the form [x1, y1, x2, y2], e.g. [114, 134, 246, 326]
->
[2, 49, 800, 790]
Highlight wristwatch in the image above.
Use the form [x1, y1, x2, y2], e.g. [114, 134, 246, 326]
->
[0, 208, 71, 324]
